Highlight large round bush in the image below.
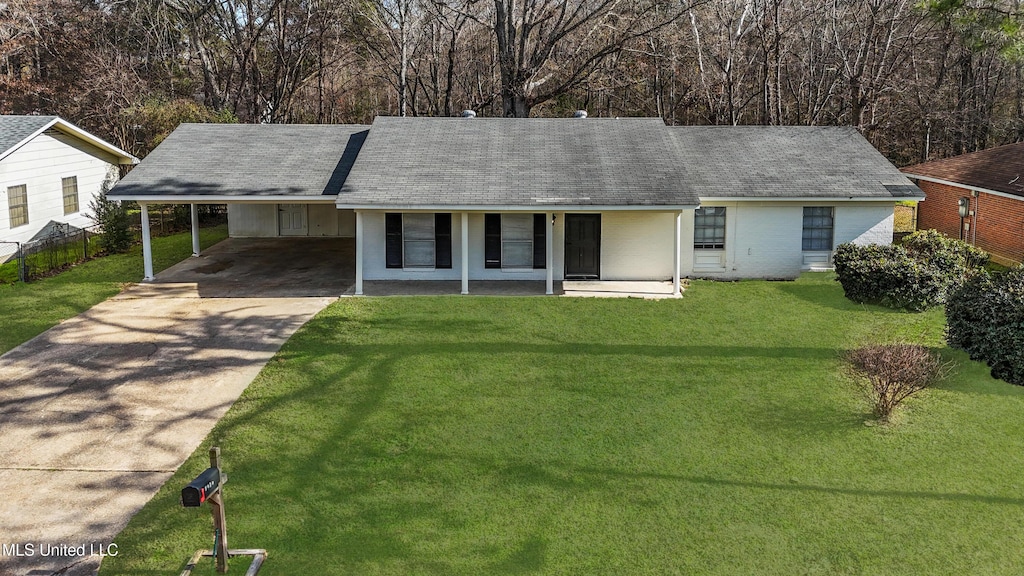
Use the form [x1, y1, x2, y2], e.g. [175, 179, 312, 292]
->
[832, 229, 988, 311]
[946, 266, 1024, 385]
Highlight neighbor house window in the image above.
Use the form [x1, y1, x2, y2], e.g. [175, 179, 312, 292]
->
[802, 207, 834, 251]
[385, 213, 452, 269]
[694, 206, 726, 249]
[484, 213, 546, 269]
[62, 176, 79, 215]
[7, 185, 28, 228]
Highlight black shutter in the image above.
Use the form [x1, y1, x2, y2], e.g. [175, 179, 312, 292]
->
[435, 213, 452, 269]
[533, 213, 546, 269]
[385, 213, 403, 268]
[485, 213, 501, 268]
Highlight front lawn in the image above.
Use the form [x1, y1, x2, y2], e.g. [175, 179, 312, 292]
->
[0, 225, 227, 354]
[102, 274, 1024, 575]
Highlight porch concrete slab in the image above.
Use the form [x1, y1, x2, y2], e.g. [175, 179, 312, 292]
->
[0, 281, 334, 576]
[561, 280, 682, 299]
[349, 280, 560, 296]
[349, 280, 682, 298]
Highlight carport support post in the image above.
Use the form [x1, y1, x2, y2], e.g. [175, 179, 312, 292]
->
[355, 211, 363, 295]
[545, 212, 553, 295]
[673, 210, 681, 297]
[140, 202, 154, 281]
[190, 203, 201, 257]
[461, 212, 469, 295]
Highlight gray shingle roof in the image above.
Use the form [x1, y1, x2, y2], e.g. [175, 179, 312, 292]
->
[110, 124, 369, 198]
[337, 116, 699, 208]
[669, 126, 923, 199]
[0, 115, 58, 158]
[107, 119, 918, 205]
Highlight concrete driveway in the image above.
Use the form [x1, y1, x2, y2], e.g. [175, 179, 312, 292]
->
[0, 238, 350, 575]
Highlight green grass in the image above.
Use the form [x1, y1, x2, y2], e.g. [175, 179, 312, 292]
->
[0, 225, 227, 354]
[102, 274, 1024, 575]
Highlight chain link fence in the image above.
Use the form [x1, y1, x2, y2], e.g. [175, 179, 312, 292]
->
[0, 205, 228, 283]
[1, 224, 100, 283]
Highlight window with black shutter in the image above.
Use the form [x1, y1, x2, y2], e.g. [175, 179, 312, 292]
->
[533, 213, 546, 269]
[485, 213, 501, 268]
[385, 213, 403, 268]
[386, 213, 454, 269]
[485, 213, 548, 270]
[435, 213, 452, 269]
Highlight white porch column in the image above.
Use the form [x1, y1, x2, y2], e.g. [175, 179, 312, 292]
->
[190, 203, 201, 257]
[461, 212, 470, 294]
[140, 202, 154, 281]
[355, 210, 364, 295]
[673, 210, 682, 297]
[545, 212, 554, 295]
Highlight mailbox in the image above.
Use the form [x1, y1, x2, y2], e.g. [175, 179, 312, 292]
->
[958, 197, 970, 218]
[181, 467, 222, 507]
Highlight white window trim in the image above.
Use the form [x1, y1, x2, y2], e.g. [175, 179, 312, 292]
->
[7, 184, 29, 228]
[801, 206, 835, 252]
[402, 213, 436, 270]
[694, 206, 726, 250]
[500, 213, 534, 270]
[62, 176, 80, 215]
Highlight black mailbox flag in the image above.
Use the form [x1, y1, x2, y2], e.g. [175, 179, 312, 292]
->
[182, 467, 221, 507]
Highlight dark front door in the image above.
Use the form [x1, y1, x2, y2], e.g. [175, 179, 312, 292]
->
[564, 214, 601, 279]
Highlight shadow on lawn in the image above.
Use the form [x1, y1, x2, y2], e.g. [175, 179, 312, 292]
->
[776, 281, 907, 314]
[627, 472, 1024, 506]
[412, 450, 1024, 508]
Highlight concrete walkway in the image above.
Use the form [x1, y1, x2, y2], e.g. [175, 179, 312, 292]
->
[0, 280, 335, 575]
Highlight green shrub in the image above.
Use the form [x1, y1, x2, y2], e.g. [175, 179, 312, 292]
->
[946, 266, 1024, 385]
[901, 229, 989, 272]
[833, 243, 945, 311]
[833, 230, 987, 311]
[89, 193, 133, 254]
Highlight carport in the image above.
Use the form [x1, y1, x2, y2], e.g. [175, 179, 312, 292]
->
[108, 123, 368, 282]
[155, 236, 354, 297]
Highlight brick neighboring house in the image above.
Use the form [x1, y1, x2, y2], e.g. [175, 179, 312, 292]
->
[902, 142, 1024, 266]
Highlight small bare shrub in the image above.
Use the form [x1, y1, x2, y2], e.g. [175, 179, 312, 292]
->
[846, 343, 952, 423]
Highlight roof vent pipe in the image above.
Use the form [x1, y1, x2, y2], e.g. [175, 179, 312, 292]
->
[573, 110, 588, 118]
[461, 110, 476, 118]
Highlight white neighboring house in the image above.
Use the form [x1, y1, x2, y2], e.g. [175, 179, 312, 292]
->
[0, 116, 138, 252]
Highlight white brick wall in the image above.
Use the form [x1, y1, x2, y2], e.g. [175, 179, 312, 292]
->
[835, 203, 895, 246]
[239, 203, 895, 281]
[1, 131, 120, 243]
[601, 211, 676, 280]
[683, 202, 896, 280]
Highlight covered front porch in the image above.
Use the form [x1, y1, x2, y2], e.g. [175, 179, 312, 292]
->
[350, 209, 688, 297]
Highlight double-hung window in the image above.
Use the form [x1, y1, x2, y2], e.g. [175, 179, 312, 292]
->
[385, 213, 452, 269]
[802, 207, 834, 251]
[62, 176, 79, 215]
[485, 213, 546, 270]
[7, 184, 28, 228]
[694, 207, 726, 249]
[402, 213, 435, 268]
